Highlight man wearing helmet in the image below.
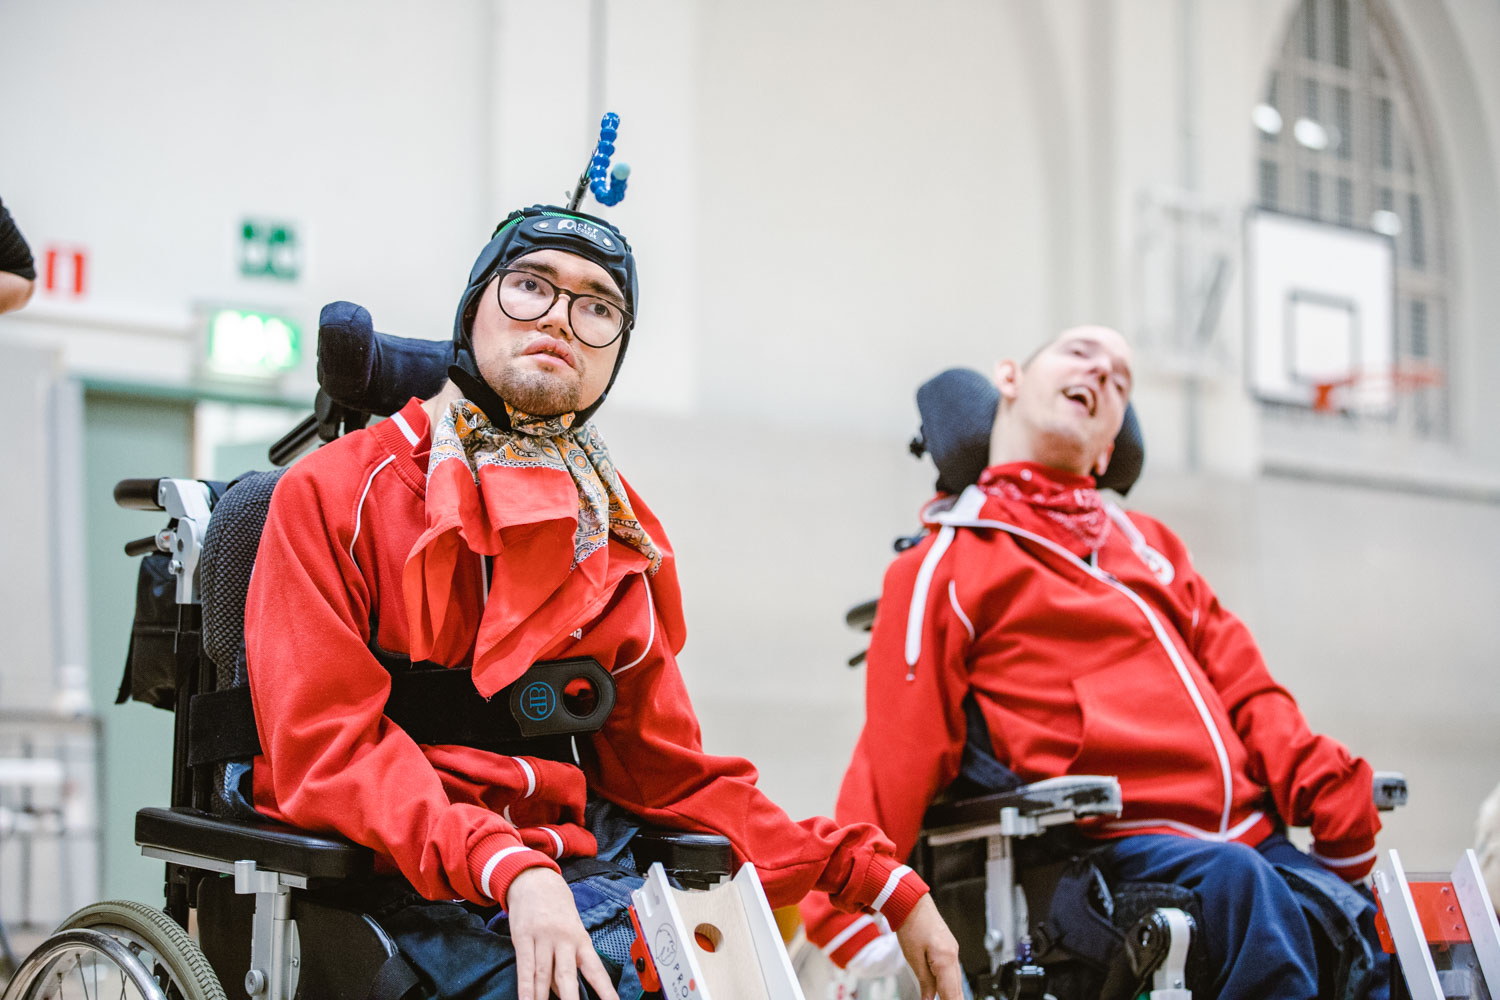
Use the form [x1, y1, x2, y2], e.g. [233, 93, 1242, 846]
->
[244, 206, 962, 1000]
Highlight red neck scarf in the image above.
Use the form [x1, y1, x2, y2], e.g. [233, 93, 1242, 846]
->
[977, 462, 1111, 554]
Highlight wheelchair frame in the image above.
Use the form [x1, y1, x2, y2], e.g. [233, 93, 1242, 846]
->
[913, 775, 1194, 1000]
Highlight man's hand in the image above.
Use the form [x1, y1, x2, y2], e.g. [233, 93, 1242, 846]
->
[506, 866, 617, 1000]
[894, 894, 964, 1000]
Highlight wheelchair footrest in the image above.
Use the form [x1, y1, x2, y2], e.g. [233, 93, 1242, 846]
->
[135, 806, 374, 883]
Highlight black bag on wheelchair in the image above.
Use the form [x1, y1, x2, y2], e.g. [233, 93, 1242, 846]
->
[116, 478, 231, 711]
[116, 551, 179, 710]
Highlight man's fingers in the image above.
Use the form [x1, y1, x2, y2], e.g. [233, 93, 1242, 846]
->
[551, 942, 580, 1000]
[533, 940, 554, 1000]
[933, 949, 965, 1000]
[578, 945, 619, 1000]
[910, 945, 964, 1000]
[912, 956, 938, 1000]
[515, 937, 536, 1000]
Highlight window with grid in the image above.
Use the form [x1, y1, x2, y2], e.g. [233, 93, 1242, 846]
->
[1256, 0, 1450, 438]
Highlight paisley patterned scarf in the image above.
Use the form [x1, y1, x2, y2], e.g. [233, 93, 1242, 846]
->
[403, 399, 663, 696]
[434, 400, 661, 572]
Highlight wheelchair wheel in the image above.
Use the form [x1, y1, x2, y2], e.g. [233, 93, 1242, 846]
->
[4, 899, 225, 1000]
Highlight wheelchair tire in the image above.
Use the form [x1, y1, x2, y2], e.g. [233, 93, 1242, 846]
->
[2, 899, 226, 1000]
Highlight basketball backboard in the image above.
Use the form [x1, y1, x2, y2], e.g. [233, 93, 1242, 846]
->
[1246, 210, 1396, 415]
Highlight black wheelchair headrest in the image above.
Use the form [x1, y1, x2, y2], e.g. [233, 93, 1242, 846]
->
[317, 301, 453, 417]
[913, 368, 1145, 496]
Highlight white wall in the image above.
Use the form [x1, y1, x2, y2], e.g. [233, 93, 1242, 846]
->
[0, 343, 64, 708]
[0, 0, 490, 380]
[1, 0, 1497, 895]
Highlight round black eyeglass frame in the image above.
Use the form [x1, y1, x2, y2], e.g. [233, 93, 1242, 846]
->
[492, 268, 632, 348]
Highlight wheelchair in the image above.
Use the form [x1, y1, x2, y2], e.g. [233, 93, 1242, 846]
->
[801, 368, 1411, 1000]
[1, 311, 739, 1000]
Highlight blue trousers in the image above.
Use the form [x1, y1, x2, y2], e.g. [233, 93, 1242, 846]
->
[1099, 832, 1389, 1000]
[359, 801, 647, 1000]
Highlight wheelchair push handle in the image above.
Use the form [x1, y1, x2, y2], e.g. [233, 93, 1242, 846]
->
[123, 535, 161, 557]
[114, 477, 166, 511]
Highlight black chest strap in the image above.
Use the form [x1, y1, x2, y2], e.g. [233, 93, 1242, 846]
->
[187, 656, 616, 769]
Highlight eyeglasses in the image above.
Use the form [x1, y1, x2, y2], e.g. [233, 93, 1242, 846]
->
[492, 268, 631, 348]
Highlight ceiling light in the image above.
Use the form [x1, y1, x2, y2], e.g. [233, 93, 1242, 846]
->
[1293, 118, 1330, 150]
[1252, 104, 1284, 135]
[1371, 210, 1403, 236]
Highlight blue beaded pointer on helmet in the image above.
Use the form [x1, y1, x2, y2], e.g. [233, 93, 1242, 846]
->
[567, 113, 631, 211]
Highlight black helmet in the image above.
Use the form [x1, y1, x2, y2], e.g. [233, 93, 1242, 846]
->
[449, 205, 638, 426]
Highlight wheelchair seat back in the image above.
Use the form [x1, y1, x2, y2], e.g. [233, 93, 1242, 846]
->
[199, 468, 287, 819]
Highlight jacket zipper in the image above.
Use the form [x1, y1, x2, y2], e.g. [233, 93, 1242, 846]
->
[930, 491, 1236, 835]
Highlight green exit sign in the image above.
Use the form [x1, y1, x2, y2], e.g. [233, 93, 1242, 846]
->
[240, 219, 300, 281]
[207, 309, 301, 378]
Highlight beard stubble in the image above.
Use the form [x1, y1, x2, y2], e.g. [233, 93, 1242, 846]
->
[483, 352, 581, 417]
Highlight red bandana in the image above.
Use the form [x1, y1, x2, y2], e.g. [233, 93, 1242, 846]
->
[977, 463, 1112, 553]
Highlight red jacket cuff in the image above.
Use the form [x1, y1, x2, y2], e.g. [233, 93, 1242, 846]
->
[821, 914, 887, 968]
[468, 833, 561, 905]
[855, 858, 928, 930]
[1311, 837, 1379, 881]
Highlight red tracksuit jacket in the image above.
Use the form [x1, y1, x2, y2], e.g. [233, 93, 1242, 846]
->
[245, 398, 926, 924]
[802, 461, 1379, 965]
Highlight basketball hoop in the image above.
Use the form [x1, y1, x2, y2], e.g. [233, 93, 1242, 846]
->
[1310, 362, 1444, 414]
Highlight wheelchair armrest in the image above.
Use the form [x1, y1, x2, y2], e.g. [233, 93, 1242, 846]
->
[135, 806, 374, 885]
[1374, 771, 1407, 811]
[921, 775, 1123, 843]
[629, 827, 734, 890]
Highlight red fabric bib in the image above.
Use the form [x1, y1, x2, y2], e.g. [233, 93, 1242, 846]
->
[403, 400, 685, 696]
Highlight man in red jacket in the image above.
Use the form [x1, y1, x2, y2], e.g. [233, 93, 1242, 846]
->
[801, 326, 1387, 999]
[245, 205, 961, 1000]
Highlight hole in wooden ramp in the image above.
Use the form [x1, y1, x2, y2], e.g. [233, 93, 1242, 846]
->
[694, 922, 723, 953]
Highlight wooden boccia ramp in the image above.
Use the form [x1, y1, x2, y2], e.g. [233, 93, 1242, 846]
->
[630, 862, 805, 1000]
[1372, 848, 1500, 999]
